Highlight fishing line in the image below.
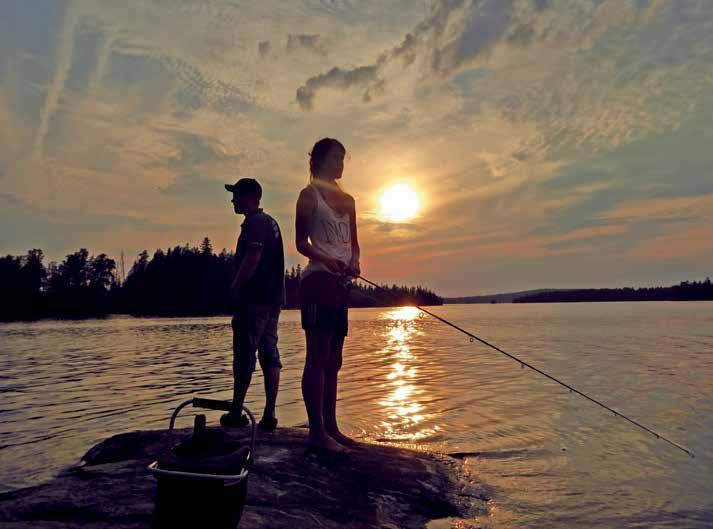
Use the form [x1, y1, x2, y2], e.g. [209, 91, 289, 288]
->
[356, 274, 694, 458]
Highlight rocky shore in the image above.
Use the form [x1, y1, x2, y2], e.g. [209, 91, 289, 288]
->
[0, 427, 488, 528]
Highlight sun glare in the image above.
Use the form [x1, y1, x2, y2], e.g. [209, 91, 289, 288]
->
[379, 183, 420, 222]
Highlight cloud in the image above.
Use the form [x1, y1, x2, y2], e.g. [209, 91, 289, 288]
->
[0, 192, 23, 206]
[294, 0, 680, 112]
[295, 0, 468, 109]
[153, 131, 243, 170]
[286, 34, 326, 56]
[32, 2, 79, 159]
[296, 63, 383, 110]
[543, 225, 628, 251]
[159, 172, 228, 201]
[87, 29, 115, 97]
[296, 0, 551, 109]
[432, 0, 516, 75]
[596, 195, 713, 225]
[258, 40, 271, 58]
[158, 55, 255, 114]
[627, 225, 713, 260]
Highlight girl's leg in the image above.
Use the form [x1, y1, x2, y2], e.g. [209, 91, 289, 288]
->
[323, 334, 359, 446]
[302, 328, 347, 452]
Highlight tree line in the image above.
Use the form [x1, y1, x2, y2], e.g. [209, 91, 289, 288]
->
[0, 238, 442, 321]
[513, 278, 713, 303]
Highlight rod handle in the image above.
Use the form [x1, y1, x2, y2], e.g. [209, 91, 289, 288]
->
[192, 397, 233, 412]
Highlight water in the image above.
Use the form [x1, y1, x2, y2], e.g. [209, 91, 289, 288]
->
[1, 302, 712, 528]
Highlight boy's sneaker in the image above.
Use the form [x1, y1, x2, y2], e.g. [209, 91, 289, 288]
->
[258, 416, 278, 431]
[220, 412, 249, 428]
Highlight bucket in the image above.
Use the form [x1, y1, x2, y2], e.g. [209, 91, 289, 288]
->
[149, 398, 256, 529]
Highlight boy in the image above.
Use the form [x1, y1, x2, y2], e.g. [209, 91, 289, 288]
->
[222, 178, 285, 430]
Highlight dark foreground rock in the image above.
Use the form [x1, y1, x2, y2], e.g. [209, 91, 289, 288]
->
[0, 427, 488, 528]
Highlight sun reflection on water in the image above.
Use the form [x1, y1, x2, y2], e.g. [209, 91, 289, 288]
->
[381, 305, 421, 321]
[377, 306, 440, 444]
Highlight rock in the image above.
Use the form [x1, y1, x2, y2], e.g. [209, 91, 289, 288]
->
[0, 428, 488, 528]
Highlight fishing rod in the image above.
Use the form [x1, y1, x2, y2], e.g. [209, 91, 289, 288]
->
[356, 274, 694, 458]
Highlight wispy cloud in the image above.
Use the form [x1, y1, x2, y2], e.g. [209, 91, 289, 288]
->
[296, 63, 383, 110]
[287, 34, 327, 56]
[33, 2, 79, 159]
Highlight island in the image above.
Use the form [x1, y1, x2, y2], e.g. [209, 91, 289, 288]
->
[0, 426, 488, 528]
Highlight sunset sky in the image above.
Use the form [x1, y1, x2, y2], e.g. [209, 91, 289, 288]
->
[1, 0, 712, 296]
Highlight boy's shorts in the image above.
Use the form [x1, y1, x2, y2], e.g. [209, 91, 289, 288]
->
[232, 304, 282, 373]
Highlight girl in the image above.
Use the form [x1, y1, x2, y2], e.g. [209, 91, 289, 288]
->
[295, 138, 360, 453]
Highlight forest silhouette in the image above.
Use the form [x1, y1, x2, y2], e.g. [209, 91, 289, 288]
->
[3, 240, 710, 322]
[0, 238, 442, 321]
[513, 279, 713, 303]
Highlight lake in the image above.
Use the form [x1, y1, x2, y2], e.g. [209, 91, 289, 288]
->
[1, 302, 712, 528]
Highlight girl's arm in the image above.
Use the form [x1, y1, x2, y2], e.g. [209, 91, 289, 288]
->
[348, 195, 360, 276]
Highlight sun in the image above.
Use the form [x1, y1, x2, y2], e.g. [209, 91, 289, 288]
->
[379, 183, 420, 222]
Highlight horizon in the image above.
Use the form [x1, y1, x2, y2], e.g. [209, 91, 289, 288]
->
[2, 1, 713, 297]
[4, 241, 709, 300]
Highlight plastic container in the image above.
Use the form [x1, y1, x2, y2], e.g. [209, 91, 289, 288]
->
[149, 398, 256, 529]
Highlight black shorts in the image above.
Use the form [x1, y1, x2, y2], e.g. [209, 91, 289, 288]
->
[232, 304, 282, 373]
[299, 271, 349, 336]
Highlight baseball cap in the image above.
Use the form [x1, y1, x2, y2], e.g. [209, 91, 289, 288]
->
[224, 178, 262, 198]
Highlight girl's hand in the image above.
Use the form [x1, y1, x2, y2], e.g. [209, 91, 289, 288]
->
[347, 258, 361, 277]
[323, 256, 346, 274]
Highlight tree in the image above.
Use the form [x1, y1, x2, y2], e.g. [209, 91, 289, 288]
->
[200, 237, 213, 257]
[130, 250, 150, 276]
[20, 249, 47, 294]
[50, 248, 90, 292]
[0, 255, 23, 319]
[88, 254, 116, 292]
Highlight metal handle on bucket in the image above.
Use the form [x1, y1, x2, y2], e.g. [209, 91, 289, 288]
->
[147, 461, 248, 486]
[167, 397, 257, 462]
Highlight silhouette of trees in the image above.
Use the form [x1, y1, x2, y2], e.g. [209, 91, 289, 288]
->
[347, 281, 442, 308]
[281, 266, 441, 309]
[0, 248, 116, 319]
[117, 244, 230, 315]
[4, 241, 713, 321]
[0, 251, 45, 319]
[22, 249, 46, 296]
[285, 265, 302, 309]
[44, 249, 116, 316]
[0, 238, 434, 320]
[116, 243, 442, 314]
[200, 237, 213, 257]
[513, 278, 713, 303]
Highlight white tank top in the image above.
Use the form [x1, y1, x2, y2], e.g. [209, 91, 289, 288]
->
[303, 184, 352, 277]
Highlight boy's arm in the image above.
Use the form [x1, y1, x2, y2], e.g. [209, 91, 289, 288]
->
[231, 217, 265, 301]
[231, 247, 262, 298]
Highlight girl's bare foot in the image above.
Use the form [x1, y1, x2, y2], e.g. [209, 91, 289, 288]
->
[328, 430, 360, 447]
[307, 432, 350, 454]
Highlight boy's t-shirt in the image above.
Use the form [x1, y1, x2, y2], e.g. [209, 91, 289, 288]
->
[234, 209, 285, 307]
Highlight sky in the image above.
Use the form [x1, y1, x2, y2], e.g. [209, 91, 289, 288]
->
[1, 0, 712, 296]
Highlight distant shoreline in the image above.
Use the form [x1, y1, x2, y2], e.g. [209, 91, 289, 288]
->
[445, 298, 713, 304]
[4, 299, 713, 324]
[445, 278, 712, 304]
